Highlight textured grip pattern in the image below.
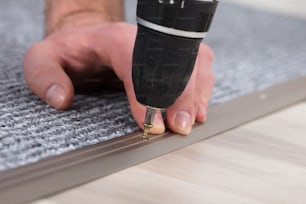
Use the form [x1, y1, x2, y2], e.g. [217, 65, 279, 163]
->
[132, 26, 202, 108]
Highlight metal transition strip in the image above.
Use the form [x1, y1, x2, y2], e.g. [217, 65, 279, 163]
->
[1, 76, 306, 204]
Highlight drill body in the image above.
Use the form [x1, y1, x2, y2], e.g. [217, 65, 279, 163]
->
[132, 0, 218, 137]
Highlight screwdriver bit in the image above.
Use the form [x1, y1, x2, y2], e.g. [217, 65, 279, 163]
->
[142, 107, 157, 139]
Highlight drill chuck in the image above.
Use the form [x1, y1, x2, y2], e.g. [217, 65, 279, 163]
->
[132, 0, 218, 109]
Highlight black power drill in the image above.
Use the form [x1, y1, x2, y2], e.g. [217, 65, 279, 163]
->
[132, 0, 218, 138]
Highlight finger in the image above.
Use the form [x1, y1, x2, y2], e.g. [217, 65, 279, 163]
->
[124, 77, 165, 134]
[195, 44, 215, 123]
[166, 66, 198, 135]
[23, 42, 74, 110]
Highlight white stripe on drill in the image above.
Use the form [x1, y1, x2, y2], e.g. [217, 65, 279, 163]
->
[136, 17, 207, 39]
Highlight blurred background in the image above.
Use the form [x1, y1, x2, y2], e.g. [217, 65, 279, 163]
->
[222, 0, 306, 18]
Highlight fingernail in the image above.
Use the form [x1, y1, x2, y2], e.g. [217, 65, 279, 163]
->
[174, 111, 192, 135]
[46, 84, 65, 109]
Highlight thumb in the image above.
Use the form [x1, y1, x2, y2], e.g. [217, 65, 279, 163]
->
[23, 42, 74, 110]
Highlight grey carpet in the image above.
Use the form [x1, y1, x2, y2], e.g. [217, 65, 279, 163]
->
[0, 1, 306, 171]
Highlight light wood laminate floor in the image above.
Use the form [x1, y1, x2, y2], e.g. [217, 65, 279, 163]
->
[33, 102, 306, 204]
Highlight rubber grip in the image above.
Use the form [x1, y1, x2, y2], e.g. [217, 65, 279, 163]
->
[132, 25, 202, 108]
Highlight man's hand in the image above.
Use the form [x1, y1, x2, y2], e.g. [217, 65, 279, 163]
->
[23, 0, 214, 135]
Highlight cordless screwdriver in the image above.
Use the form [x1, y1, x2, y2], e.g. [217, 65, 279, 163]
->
[132, 0, 218, 139]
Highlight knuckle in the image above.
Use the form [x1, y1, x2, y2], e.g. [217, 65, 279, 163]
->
[23, 43, 47, 83]
[176, 93, 195, 108]
[112, 22, 128, 30]
[199, 93, 209, 106]
[198, 67, 215, 86]
[26, 42, 44, 56]
[197, 72, 215, 102]
[24, 66, 43, 88]
[111, 22, 136, 36]
[23, 43, 44, 67]
[199, 44, 215, 62]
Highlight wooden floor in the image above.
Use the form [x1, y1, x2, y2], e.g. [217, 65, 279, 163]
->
[33, 102, 306, 204]
[31, 1, 306, 204]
